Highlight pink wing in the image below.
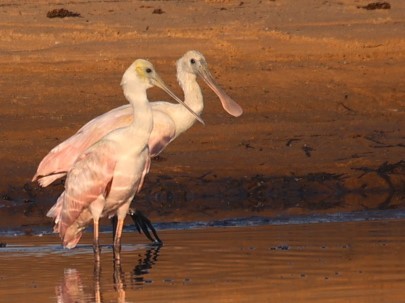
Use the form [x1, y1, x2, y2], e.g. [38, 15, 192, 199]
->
[148, 109, 176, 157]
[136, 156, 151, 193]
[52, 142, 117, 242]
[33, 105, 132, 186]
[34, 104, 179, 187]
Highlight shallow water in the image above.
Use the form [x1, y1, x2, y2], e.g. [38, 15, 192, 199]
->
[0, 219, 404, 302]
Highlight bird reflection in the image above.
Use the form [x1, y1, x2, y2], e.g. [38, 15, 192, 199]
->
[55, 244, 162, 302]
[56, 268, 86, 303]
[132, 243, 161, 285]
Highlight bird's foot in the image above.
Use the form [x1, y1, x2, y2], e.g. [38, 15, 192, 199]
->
[129, 209, 163, 244]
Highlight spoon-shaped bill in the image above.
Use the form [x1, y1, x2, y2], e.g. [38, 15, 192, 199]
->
[152, 75, 205, 125]
[198, 66, 243, 117]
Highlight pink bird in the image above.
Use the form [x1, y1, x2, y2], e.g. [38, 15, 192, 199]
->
[33, 50, 242, 242]
[46, 59, 201, 261]
[33, 50, 241, 186]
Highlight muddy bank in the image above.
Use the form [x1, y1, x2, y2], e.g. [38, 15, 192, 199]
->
[0, 160, 403, 232]
[0, 0, 404, 229]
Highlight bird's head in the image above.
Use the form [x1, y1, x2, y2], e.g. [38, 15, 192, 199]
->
[177, 50, 207, 76]
[177, 50, 243, 117]
[121, 58, 205, 124]
[121, 59, 162, 90]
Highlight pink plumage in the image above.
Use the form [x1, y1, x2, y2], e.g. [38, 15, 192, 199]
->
[33, 51, 241, 190]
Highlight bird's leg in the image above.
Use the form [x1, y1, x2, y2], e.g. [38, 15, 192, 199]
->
[93, 218, 101, 263]
[111, 215, 118, 241]
[113, 218, 124, 263]
[113, 260, 126, 302]
[93, 261, 102, 303]
[88, 196, 104, 262]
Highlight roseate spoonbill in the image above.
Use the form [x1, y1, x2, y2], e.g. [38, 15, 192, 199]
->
[46, 59, 201, 261]
[34, 50, 242, 242]
[33, 50, 240, 186]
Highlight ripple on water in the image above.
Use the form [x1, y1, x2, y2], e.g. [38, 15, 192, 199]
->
[0, 219, 404, 302]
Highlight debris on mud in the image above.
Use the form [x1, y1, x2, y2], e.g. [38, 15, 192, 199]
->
[302, 144, 315, 157]
[357, 2, 391, 10]
[352, 160, 405, 191]
[152, 8, 165, 14]
[0, 242, 6, 248]
[47, 8, 81, 18]
[364, 130, 386, 145]
[338, 102, 356, 113]
[240, 141, 255, 149]
[1, 194, 11, 201]
[270, 245, 290, 251]
[286, 138, 300, 147]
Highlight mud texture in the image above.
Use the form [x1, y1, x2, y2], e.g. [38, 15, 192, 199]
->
[0, 0, 404, 229]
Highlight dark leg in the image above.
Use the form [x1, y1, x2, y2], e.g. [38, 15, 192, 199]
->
[111, 215, 118, 241]
[110, 210, 162, 244]
[129, 209, 162, 244]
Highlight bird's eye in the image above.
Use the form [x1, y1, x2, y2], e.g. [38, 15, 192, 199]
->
[190, 59, 196, 64]
[146, 68, 152, 73]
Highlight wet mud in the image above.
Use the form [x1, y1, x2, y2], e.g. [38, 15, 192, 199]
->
[0, 1, 404, 231]
[1, 160, 404, 232]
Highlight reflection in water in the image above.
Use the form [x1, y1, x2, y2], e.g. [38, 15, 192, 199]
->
[1, 223, 404, 302]
[112, 262, 125, 303]
[55, 245, 162, 303]
[132, 244, 161, 285]
[56, 269, 86, 303]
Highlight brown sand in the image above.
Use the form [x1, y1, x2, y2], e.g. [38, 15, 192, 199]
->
[0, 1, 404, 228]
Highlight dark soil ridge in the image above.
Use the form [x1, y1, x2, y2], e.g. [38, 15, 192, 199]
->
[0, 161, 403, 231]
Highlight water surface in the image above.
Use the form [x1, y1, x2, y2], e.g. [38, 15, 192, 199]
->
[0, 219, 404, 302]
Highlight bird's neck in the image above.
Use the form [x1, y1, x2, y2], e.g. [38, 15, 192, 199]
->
[123, 88, 153, 143]
[178, 72, 204, 115]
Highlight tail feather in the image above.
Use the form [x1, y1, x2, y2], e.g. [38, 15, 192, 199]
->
[46, 194, 63, 218]
[33, 138, 88, 186]
[37, 173, 65, 187]
[63, 224, 84, 249]
[47, 192, 83, 244]
[47, 193, 65, 234]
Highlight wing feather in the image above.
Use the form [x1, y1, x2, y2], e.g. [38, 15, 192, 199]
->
[55, 142, 117, 238]
[33, 103, 181, 186]
[33, 105, 131, 185]
[148, 110, 176, 157]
